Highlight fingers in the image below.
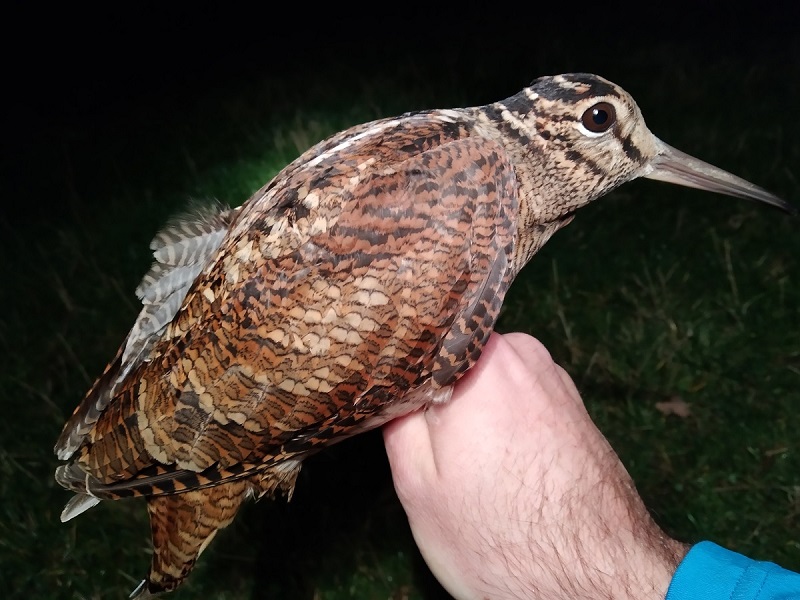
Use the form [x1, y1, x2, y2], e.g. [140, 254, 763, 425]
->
[422, 334, 518, 462]
[555, 364, 584, 406]
[502, 331, 556, 367]
[382, 409, 436, 501]
[384, 332, 585, 497]
[384, 334, 518, 496]
[500, 332, 585, 414]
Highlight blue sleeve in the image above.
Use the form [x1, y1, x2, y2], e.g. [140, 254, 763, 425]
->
[666, 541, 800, 600]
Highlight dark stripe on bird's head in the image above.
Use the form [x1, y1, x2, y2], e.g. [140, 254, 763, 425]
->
[481, 103, 535, 147]
[500, 91, 538, 116]
[564, 149, 604, 178]
[530, 73, 621, 103]
[620, 134, 644, 163]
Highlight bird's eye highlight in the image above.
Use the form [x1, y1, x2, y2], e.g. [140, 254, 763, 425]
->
[580, 102, 616, 133]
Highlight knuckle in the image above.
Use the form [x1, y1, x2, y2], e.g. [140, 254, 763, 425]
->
[499, 332, 555, 371]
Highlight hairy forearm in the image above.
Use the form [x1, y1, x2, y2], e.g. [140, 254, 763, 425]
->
[485, 460, 690, 600]
[385, 334, 692, 600]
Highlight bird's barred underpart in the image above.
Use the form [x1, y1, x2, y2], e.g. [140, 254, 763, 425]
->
[53, 73, 793, 597]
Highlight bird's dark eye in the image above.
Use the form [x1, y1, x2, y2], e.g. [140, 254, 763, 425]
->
[580, 102, 616, 133]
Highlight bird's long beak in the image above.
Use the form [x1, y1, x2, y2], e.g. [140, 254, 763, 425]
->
[642, 139, 796, 215]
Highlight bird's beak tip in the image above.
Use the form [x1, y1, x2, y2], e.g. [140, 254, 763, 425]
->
[644, 140, 795, 216]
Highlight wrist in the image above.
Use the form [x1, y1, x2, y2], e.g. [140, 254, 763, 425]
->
[622, 536, 689, 600]
[565, 535, 688, 600]
[565, 464, 689, 599]
[501, 450, 691, 600]
[508, 515, 687, 600]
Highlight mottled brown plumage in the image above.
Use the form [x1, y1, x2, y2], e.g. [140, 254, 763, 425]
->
[53, 73, 793, 596]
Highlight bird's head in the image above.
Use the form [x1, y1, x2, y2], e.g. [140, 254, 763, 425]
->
[501, 73, 794, 228]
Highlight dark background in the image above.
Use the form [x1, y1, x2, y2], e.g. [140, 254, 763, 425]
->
[4, 3, 798, 225]
[5, 4, 797, 115]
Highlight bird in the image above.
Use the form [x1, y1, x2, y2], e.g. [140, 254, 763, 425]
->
[53, 73, 795, 597]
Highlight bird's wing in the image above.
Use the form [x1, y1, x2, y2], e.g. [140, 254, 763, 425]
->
[54, 118, 398, 461]
[54, 122, 398, 460]
[56, 115, 519, 500]
[54, 204, 241, 460]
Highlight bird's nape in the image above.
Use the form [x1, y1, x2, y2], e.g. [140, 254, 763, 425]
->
[642, 139, 795, 215]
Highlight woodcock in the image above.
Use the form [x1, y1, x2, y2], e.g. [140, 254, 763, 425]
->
[54, 73, 795, 597]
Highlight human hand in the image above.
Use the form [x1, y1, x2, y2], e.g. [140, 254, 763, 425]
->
[383, 333, 688, 600]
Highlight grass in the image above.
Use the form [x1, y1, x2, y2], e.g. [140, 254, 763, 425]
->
[1, 34, 798, 599]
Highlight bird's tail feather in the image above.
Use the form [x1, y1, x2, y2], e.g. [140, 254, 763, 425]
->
[60, 493, 101, 522]
[131, 480, 249, 597]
